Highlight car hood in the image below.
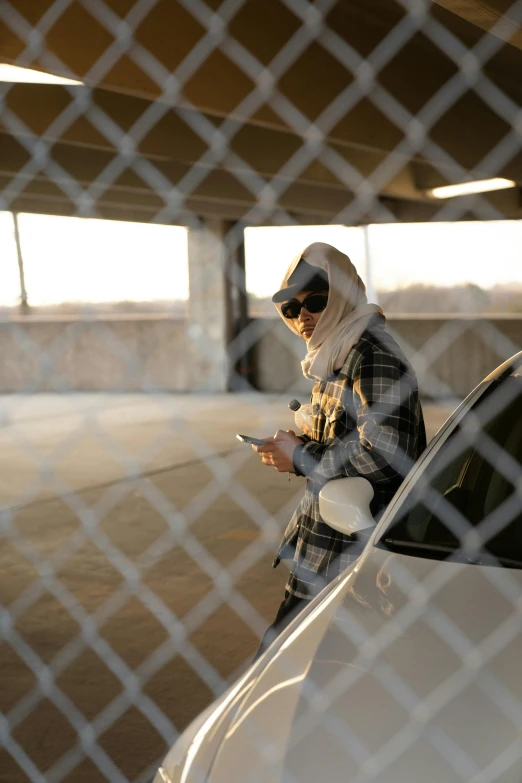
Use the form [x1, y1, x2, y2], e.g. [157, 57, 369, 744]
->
[205, 545, 522, 783]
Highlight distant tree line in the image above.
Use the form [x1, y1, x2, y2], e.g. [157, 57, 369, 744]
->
[0, 299, 188, 316]
[249, 282, 522, 317]
[2, 283, 521, 317]
[377, 283, 522, 314]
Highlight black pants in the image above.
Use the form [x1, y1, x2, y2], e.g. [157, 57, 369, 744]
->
[253, 590, 309, 662]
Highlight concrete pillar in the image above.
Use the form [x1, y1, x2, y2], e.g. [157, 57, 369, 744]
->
[362, 224, 378, 305]
[226, 230, 254, 391]
[187, 218, 233, 392]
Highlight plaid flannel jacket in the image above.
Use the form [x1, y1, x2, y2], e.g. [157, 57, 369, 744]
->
[275, 319, 426, 599]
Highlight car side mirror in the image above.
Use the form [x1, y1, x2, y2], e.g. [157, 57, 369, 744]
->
[319, 477, 375, 535]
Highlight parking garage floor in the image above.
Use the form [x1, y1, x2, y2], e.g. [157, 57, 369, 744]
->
[0, 393, 453, 783]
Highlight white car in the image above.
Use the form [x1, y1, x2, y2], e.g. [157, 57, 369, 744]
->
[154, 351, 522, 783]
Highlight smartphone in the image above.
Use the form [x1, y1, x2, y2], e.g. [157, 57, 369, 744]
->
[236, 433, 266, 446]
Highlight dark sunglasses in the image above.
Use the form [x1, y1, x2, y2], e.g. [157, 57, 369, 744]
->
[281, 293, 328, 319]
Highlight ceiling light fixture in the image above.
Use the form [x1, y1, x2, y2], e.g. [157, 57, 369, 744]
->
[0, 63, 82, 86]
[428, 178, 517, 199]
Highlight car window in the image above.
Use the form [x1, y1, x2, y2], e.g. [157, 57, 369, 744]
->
[378, 375, 522, 568]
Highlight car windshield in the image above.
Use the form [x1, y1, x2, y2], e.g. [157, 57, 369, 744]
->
[378, 373, 522, 568]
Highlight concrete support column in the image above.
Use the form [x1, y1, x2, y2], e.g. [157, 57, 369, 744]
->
[187, 218, 233, 392]
[226, 227, 253, 391]
[362, 225, 378, 305]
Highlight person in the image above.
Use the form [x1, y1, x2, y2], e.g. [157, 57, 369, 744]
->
[252, 242, 426, 659]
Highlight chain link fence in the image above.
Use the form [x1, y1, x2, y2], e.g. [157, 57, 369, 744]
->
[1, 1, 522, 781]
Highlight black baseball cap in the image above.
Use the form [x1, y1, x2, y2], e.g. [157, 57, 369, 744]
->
[272, 259, 329, 303]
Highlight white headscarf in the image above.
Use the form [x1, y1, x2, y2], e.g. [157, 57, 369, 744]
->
[275, 242, 384, 381]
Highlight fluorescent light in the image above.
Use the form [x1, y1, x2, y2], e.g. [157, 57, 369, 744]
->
[428, 178, 517, 199]
[0, 63, 82, 86]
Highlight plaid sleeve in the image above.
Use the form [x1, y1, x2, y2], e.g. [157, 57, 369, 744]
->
[293, 346, 420, 487]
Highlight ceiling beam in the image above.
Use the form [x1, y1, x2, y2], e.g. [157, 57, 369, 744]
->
[431, 0, 522, 51]
[2, 0, 521, 130]
[3, 83, 521, 202]
[1, 0, 521, 222]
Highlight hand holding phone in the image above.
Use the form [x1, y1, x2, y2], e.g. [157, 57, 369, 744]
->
[236, 433, 267, 446]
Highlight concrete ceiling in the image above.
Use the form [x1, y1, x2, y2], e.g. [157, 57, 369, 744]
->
[1, 0, 521, 224]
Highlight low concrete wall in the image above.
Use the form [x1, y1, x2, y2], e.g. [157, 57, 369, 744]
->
[1, 314, 521, 397]
[0, 315, 196, 392]
[252, 315, 522, 399]
[387, 316, 522, 398]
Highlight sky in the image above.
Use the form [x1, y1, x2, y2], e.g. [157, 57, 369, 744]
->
[244, 226, 367, 298]
[367, 221, 522, 291]
[0, 212, 189, 306]
[245, 222, 522, 298]
[1, 212, 521, 307]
